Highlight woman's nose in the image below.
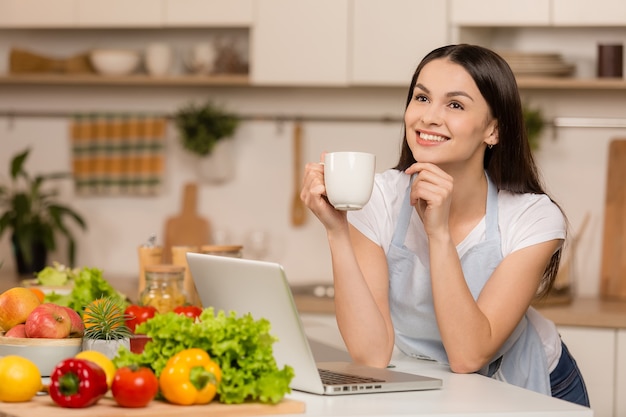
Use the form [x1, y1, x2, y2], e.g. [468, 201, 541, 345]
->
[421, 105, 443, 125]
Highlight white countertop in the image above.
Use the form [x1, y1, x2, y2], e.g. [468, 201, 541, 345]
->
[285, 314, 593, 417]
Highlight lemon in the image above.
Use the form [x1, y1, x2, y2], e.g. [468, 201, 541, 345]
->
[0, 355, 42, 402]
[75, 350, 116, 388]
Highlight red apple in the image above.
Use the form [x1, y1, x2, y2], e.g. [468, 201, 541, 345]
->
[24, 303, 72, 338]
[0, 287, 41, 332]
[63, 306, 85, 337]
[4, 323, 27, 338]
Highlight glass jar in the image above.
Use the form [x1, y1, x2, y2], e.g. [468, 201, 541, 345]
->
[139, 264, 188, 313]
[200, 245, 243, 258]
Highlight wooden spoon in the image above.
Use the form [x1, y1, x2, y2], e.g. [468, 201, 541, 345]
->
[291, 121, 307, 226]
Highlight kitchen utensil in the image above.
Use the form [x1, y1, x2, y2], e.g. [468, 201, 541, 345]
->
[9, 48, 94, 74]
[600, 139, 626, 300]
[90, 48, 141, 76]
[145, 42, 173, 76]
[0, 395, 305, 416]
[163, 183, 211, 262]
[291, 121, 307, 226]
[597, 43, 623, 78]
[0, 336, 81, 377]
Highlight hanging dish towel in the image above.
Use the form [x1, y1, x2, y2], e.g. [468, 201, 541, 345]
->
[71, 113, 167, 196]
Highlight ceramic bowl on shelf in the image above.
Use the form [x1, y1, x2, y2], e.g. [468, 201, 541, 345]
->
[90, 48, 141, 76]
[0, 335, 82, 377]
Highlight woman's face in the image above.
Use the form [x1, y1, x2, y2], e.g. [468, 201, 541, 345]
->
[404, 58, 497, 169]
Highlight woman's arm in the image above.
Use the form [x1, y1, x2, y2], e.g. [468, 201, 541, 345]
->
[331, 225, 395, 367]
[429, 234, 561, 373]
[300, 160, 395, 367]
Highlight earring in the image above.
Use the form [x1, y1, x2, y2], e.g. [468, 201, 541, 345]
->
[488, 144, 494, 149]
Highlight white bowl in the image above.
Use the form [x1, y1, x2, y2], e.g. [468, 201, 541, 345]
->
[90, 49, 141, 76]
[0, 335, 82, 377]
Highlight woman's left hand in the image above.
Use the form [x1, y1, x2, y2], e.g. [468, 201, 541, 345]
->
[405, 162, 453, 238]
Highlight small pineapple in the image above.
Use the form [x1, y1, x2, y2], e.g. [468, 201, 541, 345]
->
[83, 297, 132, 340]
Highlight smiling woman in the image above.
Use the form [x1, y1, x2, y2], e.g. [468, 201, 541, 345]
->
[300, 43, 589, 408]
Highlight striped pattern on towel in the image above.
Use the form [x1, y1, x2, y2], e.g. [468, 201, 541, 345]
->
[71, 114, 167, 196]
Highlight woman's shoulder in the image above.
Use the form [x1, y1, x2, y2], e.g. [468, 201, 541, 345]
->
[497, 190, 563, 219]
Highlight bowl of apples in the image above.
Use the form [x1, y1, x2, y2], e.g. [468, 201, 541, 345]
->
[0, 288, 84, 377]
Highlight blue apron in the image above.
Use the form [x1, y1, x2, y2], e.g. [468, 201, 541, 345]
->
[387, 174, 550, 395]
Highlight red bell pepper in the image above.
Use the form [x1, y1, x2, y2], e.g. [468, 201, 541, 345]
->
[49, 358, 108, 408]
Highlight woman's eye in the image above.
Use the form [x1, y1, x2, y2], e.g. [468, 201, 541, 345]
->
[414, 94, 428, 102]
[449, 101, 464, 110]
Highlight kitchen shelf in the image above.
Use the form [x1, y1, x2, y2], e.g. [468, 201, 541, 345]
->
[1, 74, 626, 90]
[0, 73, 250, 86]
[516, 76, 626, 90]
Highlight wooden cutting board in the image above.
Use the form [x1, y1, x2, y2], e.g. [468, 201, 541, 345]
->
[0, 396, 305, 417]
[163, 182, 211, 262]
[600, 139, 626, 300]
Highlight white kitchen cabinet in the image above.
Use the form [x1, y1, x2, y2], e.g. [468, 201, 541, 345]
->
[0, 0, 76, 27]
[553, 0, 626, 26]
[350, 0, 447, 86]
[450, 0, 551, 26]
[250, 0, 349, 86]
[163, 0, 253, 27]
[617, 330, 626, 417]
[557, 326, 615, 417]
[77, 0, 163, 27]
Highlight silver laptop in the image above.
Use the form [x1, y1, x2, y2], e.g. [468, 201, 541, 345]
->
[186, 253, 443, 395]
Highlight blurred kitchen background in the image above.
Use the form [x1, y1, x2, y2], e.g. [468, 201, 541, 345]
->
[1, 0, 626, 301]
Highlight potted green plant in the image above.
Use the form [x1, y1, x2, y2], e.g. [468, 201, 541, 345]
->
[0, 148, 86, 276]
[174, 101, 240, 183]
[523, 104, 546, 151]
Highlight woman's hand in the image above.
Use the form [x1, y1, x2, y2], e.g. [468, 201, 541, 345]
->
[300, 156, 348, 231]
[405, 162, 453, 238]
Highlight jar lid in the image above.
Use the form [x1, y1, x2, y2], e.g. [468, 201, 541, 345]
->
[145, 264, 185, 273]
[201, 245, 243, 253]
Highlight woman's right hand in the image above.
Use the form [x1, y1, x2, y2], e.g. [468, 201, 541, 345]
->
[300, 157, 348, 231]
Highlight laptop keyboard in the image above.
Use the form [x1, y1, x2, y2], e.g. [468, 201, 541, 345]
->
[318, 368, 385, 385]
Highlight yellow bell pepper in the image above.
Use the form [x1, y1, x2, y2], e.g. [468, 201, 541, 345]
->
[159, 348, 222, 405]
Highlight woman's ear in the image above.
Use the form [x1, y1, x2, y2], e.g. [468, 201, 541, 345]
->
[486, 122, 499, 147]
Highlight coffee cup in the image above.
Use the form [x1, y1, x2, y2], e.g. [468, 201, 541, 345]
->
[324, 151, 376, 211]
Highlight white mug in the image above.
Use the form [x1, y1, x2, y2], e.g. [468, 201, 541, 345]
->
[145, 43, 172, 76]
[324, 152, 376, 211]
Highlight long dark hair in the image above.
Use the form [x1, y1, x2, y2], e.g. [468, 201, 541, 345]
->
[395, 44, 563, 298]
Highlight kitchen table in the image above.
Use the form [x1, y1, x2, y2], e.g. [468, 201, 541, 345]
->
[287, 314, 593, 417]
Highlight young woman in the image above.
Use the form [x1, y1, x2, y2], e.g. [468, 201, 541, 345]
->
[300, 44, 589, 407]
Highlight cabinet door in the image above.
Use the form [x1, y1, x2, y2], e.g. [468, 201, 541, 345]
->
[77, 0, 162, 27]
[558, 326, 614, 417]
[553, 0, 626, 25]
[251, 0, 349, 86]
[164, 0, 252, 27]
[617, 330, 626, 417]
[450, 0, 550, 26]
[0, 0, 76, 27]
[350, 0, 447, 86]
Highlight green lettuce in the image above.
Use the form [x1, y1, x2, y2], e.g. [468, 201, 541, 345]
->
[43, 266, 126, 314]
[113, 308, 294, 404]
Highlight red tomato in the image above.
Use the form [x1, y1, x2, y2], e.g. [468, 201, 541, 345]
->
[173, 305, 203, 319]
[124, 305, 158, 333]
[111, 366, 159, 408]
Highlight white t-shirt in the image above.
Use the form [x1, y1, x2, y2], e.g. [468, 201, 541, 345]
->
[348, 169, 566, 372]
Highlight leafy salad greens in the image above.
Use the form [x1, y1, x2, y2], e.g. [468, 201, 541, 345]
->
[39, 263, 127, 314]
[114, 308, 294, 404]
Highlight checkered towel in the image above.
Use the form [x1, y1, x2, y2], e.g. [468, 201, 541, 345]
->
[71, 114, 167, 196]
